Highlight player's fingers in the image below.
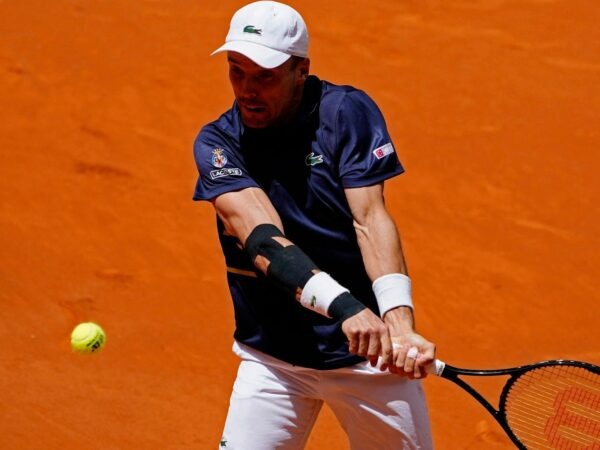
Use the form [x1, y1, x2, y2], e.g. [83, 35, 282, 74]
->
[357, 330, 372, 358]
[413, 342, 436, 378]
[343, 309, 385, 359]
[403, 346, 419, 374]
[413, 358, 424, 379]
[347, 330, 359, 355]
[378, 332, 393, 370]
[413, 356, 428, 379]
[421, 342, 436, 362]
[366, 333, 382, 367]
[388, 350, 408, 376]
[392, 343, 409, 373]
[391, 342, 403, 369]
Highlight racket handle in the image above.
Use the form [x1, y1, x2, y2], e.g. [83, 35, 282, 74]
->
[426, 359, 446, 376]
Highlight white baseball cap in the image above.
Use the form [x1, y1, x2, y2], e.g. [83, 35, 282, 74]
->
[211, 1, 309, 69]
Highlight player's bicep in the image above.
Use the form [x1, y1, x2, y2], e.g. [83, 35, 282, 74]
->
[212, 187, 284, 244]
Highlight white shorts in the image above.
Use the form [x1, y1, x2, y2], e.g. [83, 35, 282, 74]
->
[219, 342, 433, 450]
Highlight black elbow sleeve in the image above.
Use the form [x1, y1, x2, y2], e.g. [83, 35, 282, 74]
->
[245, 224, 318, 295]
[245, 224, 285, 262]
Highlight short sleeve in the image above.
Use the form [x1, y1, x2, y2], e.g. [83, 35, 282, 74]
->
[192, 125, 259, 201]
[335, 90, 404, 187]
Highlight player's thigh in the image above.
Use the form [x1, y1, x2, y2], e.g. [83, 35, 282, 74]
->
[221, 359, 323, 450]
[325, 367, 433, 450]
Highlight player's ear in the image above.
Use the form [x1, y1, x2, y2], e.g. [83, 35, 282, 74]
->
[300, 58, 310, 79]
[292, 57, 310, 81]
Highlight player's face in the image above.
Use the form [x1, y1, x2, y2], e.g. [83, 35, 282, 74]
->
[227, 52, 309, 129]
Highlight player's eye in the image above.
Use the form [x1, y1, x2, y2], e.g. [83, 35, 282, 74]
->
[229, 67, 244, 79]
[257, 71, 274, 82]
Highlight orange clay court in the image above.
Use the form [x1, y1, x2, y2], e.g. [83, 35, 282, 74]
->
[0, 1, 598, 449]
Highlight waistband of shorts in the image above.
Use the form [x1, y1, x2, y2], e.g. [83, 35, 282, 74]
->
[232, 341, 391, 375]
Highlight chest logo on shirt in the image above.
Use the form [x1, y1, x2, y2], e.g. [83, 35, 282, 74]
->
[372, 143, 395, 160]
[305, 152, 324, 166]
[211, 148, 228, 168]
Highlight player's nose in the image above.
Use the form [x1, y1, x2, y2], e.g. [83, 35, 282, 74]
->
[240, 77, 260, 98]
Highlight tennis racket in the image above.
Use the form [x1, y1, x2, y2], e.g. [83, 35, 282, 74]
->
[427, 359, 600, 449]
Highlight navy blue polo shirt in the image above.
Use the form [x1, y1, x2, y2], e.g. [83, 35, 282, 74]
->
[193, 75, 404, 369]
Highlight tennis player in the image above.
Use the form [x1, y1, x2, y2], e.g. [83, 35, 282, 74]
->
[193, 2, 436, 448]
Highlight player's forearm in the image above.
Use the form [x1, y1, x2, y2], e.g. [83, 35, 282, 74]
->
[353, 208, 408, 279]
[348, 194, 415, 321]
[245, 224, 366, 320]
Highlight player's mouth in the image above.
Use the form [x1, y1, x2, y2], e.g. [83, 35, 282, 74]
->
[238, 101, 273, 128]
[240, 103, 267, 114]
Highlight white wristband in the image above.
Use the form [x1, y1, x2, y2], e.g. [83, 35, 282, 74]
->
[372, 273, 413, 318]
[300, 272, 349, 317]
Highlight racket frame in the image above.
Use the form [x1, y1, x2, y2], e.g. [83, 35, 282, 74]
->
[431, 359, 600, 449]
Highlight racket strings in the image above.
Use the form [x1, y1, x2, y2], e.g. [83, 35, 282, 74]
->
[504, 365, 600, 449]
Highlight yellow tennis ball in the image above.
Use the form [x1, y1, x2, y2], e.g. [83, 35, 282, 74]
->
[70, 322, 106, 353]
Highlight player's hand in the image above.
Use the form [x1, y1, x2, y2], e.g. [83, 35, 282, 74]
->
[341, 308, 392, 368]
[389, 333, 436, 379]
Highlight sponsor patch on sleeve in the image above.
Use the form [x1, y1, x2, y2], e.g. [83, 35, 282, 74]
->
[206, 147, 243, 179]
[211, 148, 228, 168]
[372, 143, 395, 160]
[210, 168, 242, 179]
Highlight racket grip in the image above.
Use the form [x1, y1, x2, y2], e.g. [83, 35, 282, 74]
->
[426, 359, 446, 376]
